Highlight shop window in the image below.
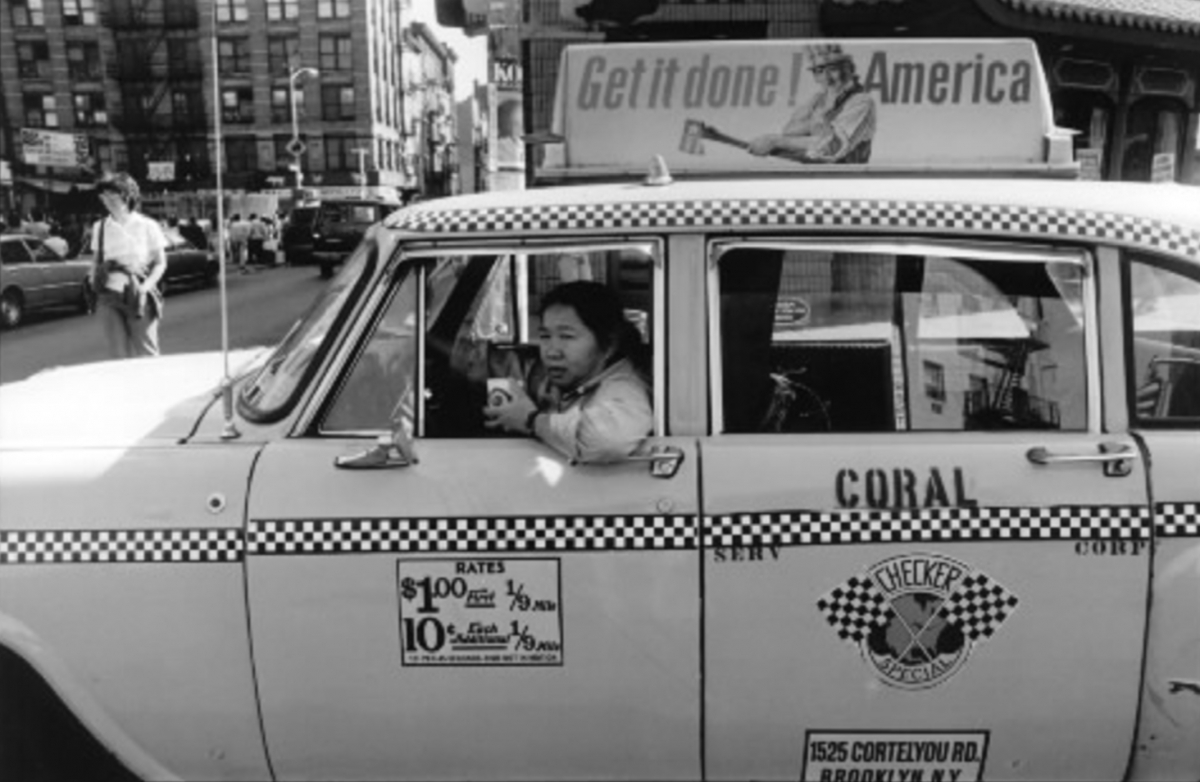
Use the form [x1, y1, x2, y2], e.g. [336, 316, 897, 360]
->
[1127, 255, 1200, 423]
[1120, 97, 1187, 182]
[323, 245, 659, 444]
[1053, 90, 1114, 179]
[716, 244, 1088, 433]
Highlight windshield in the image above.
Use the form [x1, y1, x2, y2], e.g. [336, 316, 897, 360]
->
[237, 227, 387, 422]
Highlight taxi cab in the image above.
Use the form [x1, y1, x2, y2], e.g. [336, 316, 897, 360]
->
[1, 40, 1198, 782]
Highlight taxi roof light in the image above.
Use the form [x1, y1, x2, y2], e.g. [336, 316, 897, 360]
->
[644, 155, 673, 186]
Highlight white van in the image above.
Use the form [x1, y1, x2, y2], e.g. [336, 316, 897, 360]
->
[0, 39, 1196, 782]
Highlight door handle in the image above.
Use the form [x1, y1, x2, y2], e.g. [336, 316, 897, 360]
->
[1025, 443, 1138, 477]
[624, 445, 685, 479]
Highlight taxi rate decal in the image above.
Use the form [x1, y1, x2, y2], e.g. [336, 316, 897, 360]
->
[817, 553, 1017, 690]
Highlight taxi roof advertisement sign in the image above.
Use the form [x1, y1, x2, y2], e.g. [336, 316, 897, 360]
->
[554, 39, 1056, 173]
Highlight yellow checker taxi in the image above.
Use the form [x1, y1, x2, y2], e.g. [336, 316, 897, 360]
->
[2, 40, 1198, 782]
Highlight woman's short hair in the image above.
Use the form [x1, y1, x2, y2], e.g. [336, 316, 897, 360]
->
[95, 172, 141, 211]
[540, 281, 636, 356]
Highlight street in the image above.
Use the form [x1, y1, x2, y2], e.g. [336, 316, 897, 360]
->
[0, 265, 326, 385]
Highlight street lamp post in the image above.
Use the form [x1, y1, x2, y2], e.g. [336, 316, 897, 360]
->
[352, 147, 370, 199]
[289, 66, 319, 192]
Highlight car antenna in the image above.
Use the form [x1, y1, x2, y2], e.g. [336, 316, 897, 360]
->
[210, 2, 239, 440]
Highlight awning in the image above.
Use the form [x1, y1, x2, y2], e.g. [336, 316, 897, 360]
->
[998, 0, 1200, 37]
[13, 174, 96, 194]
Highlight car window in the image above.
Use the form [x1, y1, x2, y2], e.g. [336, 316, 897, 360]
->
[238, 227, 386, 423]
[1127, 255, 1200, 422]
[322, 244, 659, 438]
[1, 240, 33, 266]
[31, 240, 61, 262]
[716, 243, 1088, 433]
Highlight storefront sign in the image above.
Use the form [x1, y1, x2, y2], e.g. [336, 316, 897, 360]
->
[552, 39, 1057, 173]
[19, 128, 90, 168]
[147, 162, 175, 182]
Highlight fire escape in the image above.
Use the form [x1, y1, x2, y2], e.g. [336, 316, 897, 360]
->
[103, 0, 207, 186]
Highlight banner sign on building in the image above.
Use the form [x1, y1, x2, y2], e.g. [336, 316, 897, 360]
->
[147, 162, 176, 182]
[19, 128, 90, 168]
[549, 39, 1061, 175]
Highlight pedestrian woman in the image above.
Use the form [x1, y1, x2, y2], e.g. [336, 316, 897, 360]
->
[89, 172, 167, 358]
[483, 281, 653, 463]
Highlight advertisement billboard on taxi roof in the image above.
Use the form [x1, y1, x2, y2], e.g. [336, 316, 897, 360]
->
[548, 39, 1059, 175]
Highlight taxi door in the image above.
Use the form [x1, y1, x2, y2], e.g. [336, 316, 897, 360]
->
[246, 248, 702, 781]
[699, 240, 1150, 781]
[1118, 249, 1200, 781]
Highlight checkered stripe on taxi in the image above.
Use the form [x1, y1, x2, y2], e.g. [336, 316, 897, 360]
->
[246, 515, 699, 555]
[1156, 502, 1200, 538]
[396, 199, 1200, 257]
[704, 505, 1153, 547]
[0, 528, 243, 565]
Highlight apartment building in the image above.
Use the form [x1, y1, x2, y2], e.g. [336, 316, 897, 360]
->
[0, 0, 459, 217]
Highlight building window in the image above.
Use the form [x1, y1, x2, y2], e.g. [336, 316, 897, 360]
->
[62, 0, 96, 25]
[171, 89, 203, 124]
[168, 39, 202, 78]
[12, 0, 45, 26]
[265, 0, 298, 21]
[271, 88, 292, 123]
[73, 93, 107, 126]
[215, 0, 248, 23]
[224, 136, 258, 172]
[17, 42, 51, 79]
[221, 88, 255, 123]
[268, 36, 299, 76]
[319, 34, 353, 72]
[24, 93, 58, 128]
[317, 0, 350, 19]
[67, 41, 102, 80]
[324, 135, 355, 171]
[219, 38, 252, 74]
[321, 85, 355, 121]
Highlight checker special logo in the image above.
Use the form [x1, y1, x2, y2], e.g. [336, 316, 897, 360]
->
[817, 553, 1018, 690]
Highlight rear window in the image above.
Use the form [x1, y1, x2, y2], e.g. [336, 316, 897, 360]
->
[319, 202, 388, 227]
[291, 207, 318, 226]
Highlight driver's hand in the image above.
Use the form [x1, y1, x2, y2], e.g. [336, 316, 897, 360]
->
[483, 389, 538, 433]
[747, 135, 776, 156]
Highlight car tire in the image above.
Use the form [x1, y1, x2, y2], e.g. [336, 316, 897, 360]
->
[0, 289, 24, 330]
[319, 262, 334, 279]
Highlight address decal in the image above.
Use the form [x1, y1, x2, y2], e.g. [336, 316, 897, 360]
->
[802, 730, 989, 782]
[817, 553, 1017, 689]
[397, 558, 564, 666]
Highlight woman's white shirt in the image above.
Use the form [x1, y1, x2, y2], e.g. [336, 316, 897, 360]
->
[90, 213, 167, 292]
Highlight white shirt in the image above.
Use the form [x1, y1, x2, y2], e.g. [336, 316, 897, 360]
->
[90, 213, 167, 293]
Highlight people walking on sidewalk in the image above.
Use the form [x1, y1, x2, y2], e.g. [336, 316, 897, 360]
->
[89, 173, 167, 359]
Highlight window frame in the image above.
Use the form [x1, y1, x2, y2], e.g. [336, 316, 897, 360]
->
[306, 239, 667, 439]
[1121, 250, 1200, 429]
[706, 237, 1099, 435]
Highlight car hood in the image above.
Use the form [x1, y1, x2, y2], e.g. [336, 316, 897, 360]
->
[0, 349, 266, 450]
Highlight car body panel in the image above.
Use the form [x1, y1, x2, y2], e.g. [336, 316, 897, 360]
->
[0, 234, 92, 323]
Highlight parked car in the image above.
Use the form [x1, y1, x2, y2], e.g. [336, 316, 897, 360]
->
[1, 39, 1199, 782]
[0, 234, 94, 329]
[75, 224, 219, 295]
[280, 203, 319, 266]
[312, 197, 401, 279]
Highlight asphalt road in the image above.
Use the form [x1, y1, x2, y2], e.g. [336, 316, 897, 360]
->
[0, 264, 329, 385]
